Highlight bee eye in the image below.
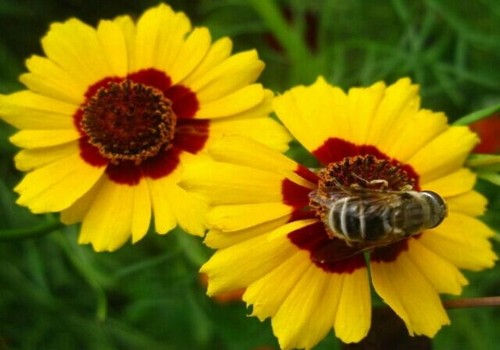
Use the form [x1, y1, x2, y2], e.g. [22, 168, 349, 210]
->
[420, 191, 447, 227]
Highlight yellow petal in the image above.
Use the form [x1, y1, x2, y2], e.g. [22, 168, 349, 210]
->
[366, 78, 420, 146]
[15, 142, 79, 171]
[61, 177, 103, 224]
[406, 238, 468, 294]
[201, 234, 296, 295]
[190, 50, 264, 103]
[206, 136, 309, 187]
[442, 211, 494, 238]
[133, 3, 191, 72]
[96, 19, 129, 76]
[112, 15, 136, 69]
[205, 216, 290, 249]
[446, 191, 487, 217]
[164, 183, 208, 236]
[243, 250, 311, 321]
[207, 202, 293, 232]
[422, 168, 476, 197]
[21, 56, 85, 104]
[218, 87, 273, 118]
[147, 176, 177, 234]
[345, 81, 387, 144]
[207, 118, 291, 157]
[268, 219, 318, 240]
[42, 18, 112, 88]
[131, 178, 152, 243]
[272, 264, 337, 350]
[0, 91, 76, 129]
[268, 261, 370, 348]
[181, 159, 284, 204]
[333, 267, 371, 343]
[418, 212, 497, 271]
[182, 37, 233, 85]
[10, 129, 80, 149]
[371, 252, 450, 337]
[73, 177, 151, 248]
[195, 84, 265, 118]
[78, 177, 135, 251]
[15, 152, 106, 213]
[408, 126, 478, 183]
[168, 27, 211, 84]
[381, 109, 448, 161]
[273, 76, 348, 154]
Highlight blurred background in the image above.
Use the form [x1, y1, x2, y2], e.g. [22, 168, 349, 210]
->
[0, 0, 499, 349]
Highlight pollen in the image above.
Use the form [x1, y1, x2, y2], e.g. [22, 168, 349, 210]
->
[310, 154, 417, 221]
[81, 80, 176, 164]
[320, 154, 416, 191]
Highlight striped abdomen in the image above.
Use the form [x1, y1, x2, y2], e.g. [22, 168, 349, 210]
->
[326, 191, 447, 244]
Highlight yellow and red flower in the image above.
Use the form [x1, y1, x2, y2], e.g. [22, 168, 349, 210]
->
[0, 3, 290, 251]
[182, 77, 497, 349]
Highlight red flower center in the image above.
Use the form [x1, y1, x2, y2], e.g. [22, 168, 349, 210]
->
[74, 69, 207, 186]
[81, 80, 177, 165]
[310, 154, 417, 230]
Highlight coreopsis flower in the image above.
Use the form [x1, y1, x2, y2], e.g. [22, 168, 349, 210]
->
[0, 3, 290, 251]
[182, 77, 497, 349]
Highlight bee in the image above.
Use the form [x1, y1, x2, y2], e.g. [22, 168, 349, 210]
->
[309, 179, 447, 262]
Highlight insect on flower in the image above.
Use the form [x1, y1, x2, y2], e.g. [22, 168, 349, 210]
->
[189, 78, 497, 347]
[309, 177, 448, 263]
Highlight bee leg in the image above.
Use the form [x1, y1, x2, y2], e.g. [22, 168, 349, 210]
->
[367, 179, 389, 188]
[350, 173, 389, 190]
[329, 231, 355, 247]
[344, 240, 354, 247]
[325, 228, 336, 240]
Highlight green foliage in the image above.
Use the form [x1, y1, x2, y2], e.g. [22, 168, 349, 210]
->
[0, 0, 499, 349]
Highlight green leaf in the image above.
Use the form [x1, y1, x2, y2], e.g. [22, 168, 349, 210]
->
[453, 103, 500, 125]
[174, 228, 211, 267]
[477, 171, 500, 186]
[0, 219, 63, 241]
[466, 154, 500, 172]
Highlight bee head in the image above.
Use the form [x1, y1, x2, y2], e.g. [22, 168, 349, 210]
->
[420, 191, 448, 228]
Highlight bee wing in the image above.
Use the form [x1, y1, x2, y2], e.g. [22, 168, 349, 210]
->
[310, 190, 407, 263]
[355, 192, 402, 217]
[313, 188, 402, 209]
[311, 239, 370, 263]
[312, 238, 404, 263]
[308, 189, 344, 207]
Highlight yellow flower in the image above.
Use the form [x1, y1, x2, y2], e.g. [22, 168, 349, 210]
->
[182, 77, 498, 349]
[0, 3, 290, 251]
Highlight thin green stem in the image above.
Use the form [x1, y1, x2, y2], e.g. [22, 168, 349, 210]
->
[453, 102, 500, 125]
[248, 0, 306, 58]
[248, 0, 313, 82]
[0, 220, 63, 241]
[54, 232, 108, 322]
[466, 154, 500, 169]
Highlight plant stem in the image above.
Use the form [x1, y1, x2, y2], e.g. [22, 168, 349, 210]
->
[443, 296, 500, 309]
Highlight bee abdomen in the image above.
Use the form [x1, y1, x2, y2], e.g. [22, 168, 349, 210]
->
[328, 196, 391, 242]
[320, 189, 447, 246]
[392, 195, 428, 234]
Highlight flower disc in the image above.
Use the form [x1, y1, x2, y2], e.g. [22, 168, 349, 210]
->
[82, 80, 176, 164]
